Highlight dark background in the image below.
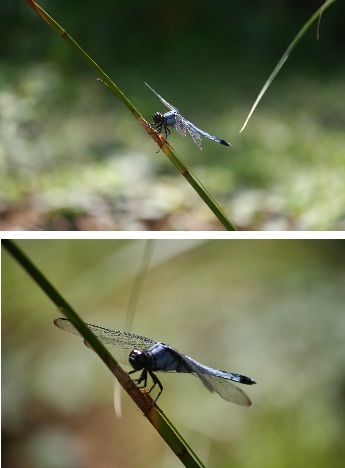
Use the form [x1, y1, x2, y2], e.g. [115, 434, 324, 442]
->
[1, 1, 344, 230]
[2, 1, 343, 78]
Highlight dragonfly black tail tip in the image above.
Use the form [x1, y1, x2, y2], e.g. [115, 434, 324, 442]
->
[241, 376, 256, 385]
[220, 139, 231, 147]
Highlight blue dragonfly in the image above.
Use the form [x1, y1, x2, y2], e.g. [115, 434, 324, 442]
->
[54, 318, 256, 405]
[145, 83, 231, 150]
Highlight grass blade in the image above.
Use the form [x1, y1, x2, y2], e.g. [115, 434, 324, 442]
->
[240, 0, 336, 133]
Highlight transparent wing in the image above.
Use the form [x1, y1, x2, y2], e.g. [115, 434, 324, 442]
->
[54, 318, 156, 366]
[185, 122, 203, 149]
[177, 354, 254, 406]
[174, 114, 188, 137]
[196, 371, 252, 406]
[145, 82, 179, 113]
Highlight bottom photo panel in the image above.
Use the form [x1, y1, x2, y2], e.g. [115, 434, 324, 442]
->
[2, 239, 345, 468]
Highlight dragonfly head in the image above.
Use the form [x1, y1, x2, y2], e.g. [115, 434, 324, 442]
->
[129, 349, 148, 370]
[152, 112, 163, 124]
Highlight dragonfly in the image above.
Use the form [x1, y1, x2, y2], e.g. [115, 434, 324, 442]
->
[54, 318, 256, 406]
[145, 83, 231, 150]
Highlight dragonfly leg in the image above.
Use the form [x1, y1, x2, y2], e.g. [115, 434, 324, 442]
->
[129, 368, 148, 389]
[162, 124, 170, 139]
[147, 369, 163, 403]
[128, 368, 162, 405]
[147, 122, 170, 153]
[149, 122, 171, 139]
[148, 121, 163, 135]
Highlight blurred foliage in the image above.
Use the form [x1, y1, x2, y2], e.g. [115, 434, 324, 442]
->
[1, 1, 345, 230]
[2, 239, 345, 467]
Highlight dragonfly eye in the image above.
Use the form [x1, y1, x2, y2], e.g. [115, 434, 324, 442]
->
[129, 349, 147, 370]
[152, 112, 163, 123]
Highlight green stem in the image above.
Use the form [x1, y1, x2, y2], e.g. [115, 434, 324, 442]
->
[125, 240, 155, 331]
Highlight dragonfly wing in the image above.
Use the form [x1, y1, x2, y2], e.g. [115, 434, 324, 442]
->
[54, 318, 156, 367]
[185, 122, 203, 150]
[196, 372, 252, 406]
[180, 354, 253, 406]
[174, 114, 187, 137]
[145, 82, 179, 113]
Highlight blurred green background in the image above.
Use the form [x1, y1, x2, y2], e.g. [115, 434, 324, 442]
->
[2, 239, 345, 467]
[0, 1, 344, 230]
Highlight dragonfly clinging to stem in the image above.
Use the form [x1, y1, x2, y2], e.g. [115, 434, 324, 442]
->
[54, 318, 256, 405]
[146, 83, 231, 150]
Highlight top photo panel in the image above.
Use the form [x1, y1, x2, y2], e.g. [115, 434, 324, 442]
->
[1, 1, 344, 231]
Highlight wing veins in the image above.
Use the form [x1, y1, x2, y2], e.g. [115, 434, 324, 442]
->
[54, 318, 156, 366]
